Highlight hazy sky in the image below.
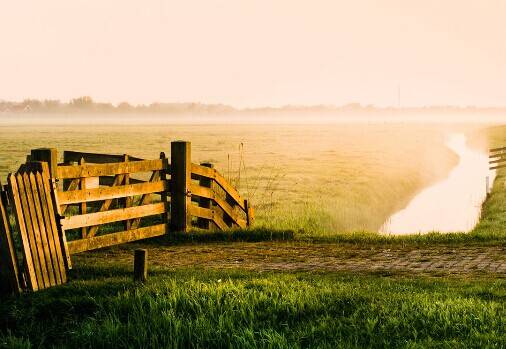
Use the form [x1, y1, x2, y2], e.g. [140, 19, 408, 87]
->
[1, 1, 505, 108]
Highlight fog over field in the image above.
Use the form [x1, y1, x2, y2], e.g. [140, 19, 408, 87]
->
[0, 116, 494, 234]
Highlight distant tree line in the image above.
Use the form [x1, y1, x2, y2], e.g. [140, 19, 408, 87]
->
[0, 96, 236, 114]
[0, 97, 504, 115]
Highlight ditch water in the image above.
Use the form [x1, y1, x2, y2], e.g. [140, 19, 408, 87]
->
[380, 133, 494, 234]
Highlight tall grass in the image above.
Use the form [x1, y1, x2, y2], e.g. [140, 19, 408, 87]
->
[1, 268, 504, 348]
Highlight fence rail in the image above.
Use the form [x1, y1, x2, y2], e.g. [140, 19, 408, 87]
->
[489, 147, 506, 170]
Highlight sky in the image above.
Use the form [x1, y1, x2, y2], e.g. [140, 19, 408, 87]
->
[1, 0, 505, 108]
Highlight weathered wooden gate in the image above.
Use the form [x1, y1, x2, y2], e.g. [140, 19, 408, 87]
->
[7, 162, 69, 292]
[0, 141, 253, 293]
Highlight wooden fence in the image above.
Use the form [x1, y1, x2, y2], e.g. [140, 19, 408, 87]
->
[0, 141, 253, 293]
[489, 146, 506, 170]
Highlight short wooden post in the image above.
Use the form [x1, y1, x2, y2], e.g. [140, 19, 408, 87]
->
[30, 148, 58, 178]
[245, 199, 254, 227]
[197, 162, 214, 229]
[171, 141, 192, 232]
[133, 249, 147, 283]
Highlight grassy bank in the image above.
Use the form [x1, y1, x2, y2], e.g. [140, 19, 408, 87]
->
[1, 268, 504, 348]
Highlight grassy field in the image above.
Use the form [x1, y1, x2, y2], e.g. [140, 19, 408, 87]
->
[0, 122, 504, 348]
[0, 122, 466, 235]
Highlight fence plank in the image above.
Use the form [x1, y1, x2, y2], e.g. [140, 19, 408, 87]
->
[7, 174, 38, 290]
[489, 146, 506, 153]
[58, 180, 168, 205]
[63, 151, 144, 164]
[35, 172, 65, 284]
[28, 173, 57, 286]
[489, 157, 506, 164]
[62, 202, 165, 230]
[489, 164, 506, 170]
[99, 176, 146, 186]
[190, 205, 214, 220]
[212, 213, 229, 231]
[57, 159, 168, 179]
[67, 223, 167, 254]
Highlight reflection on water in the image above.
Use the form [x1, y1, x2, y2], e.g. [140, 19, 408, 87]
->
[381, 134, 494, 234]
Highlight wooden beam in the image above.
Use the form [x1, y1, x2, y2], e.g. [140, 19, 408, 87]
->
[67, 223, 167, 254]
[62, 202, 165, 230]
[57, 159, 168, 179]
[63, 151, 144, 164]
[99, 176, 146, 186]
[489, 146, 506, 153]
[58, 180, 168, 205]
[190, 205, 214, 220]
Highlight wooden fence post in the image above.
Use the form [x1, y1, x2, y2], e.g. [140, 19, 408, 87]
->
[171, 141, 191, 232]
[30, 148, 58, 179]
[197, 162, 214, 229]
[133, 249, 147, 283]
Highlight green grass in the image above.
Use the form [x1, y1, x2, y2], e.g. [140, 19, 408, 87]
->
[1, 268, 504, 348]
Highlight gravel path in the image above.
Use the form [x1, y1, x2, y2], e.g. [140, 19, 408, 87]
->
[73, 241, 506, 276]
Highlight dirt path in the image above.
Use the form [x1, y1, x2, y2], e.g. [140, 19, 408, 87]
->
[73, 241, 506, 276]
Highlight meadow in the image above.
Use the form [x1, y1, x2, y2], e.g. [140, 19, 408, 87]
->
[0, 121, 474, 235]
[1, 120, 505, 348]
